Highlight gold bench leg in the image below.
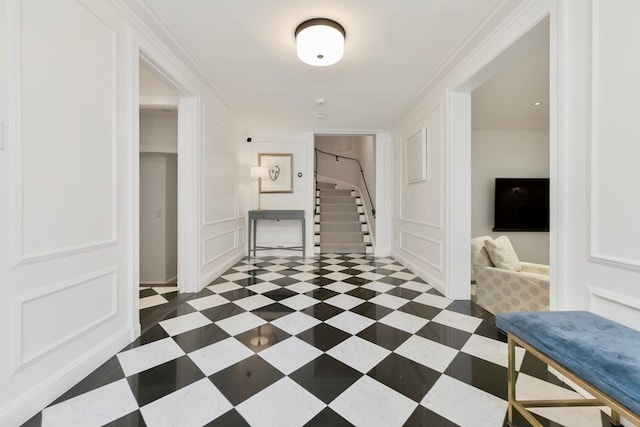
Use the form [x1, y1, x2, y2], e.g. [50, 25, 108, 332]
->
[507, 335, 516, 426]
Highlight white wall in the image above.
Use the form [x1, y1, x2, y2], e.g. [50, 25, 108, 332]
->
[471, 130, 549, 264]
[139, 109, 178, 153]
[0, 0, 243, 424]
[246, 132, 315, 257]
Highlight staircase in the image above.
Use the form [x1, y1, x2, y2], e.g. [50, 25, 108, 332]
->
[314, 182, 372, 254]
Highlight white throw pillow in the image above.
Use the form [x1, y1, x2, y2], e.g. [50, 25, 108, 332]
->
[484, 236, 521, 271]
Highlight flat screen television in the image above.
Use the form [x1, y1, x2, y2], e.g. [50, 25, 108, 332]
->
[493, 178, 549, 231]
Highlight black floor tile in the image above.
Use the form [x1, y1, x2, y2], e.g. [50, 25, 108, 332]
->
[307, 276, 335, 286]
[296, 323, 351, 351]
[139, 288, 156, 298]
[350, 302, 393, 320]
[304, 407, 354, 426]
[377, 276, 406, 286]
[415, 322, 471, 350]
[399, 301, 442, 320]
[301, 302, 343, 321]
[52, 356, 126, 405]
[404, 406, 458, 427]
[204, 409, 250, 427]
[444, 353, 508, 400]
[345, 287, 378, 299]
[127, 356, 205, 407]
[251, 302, 295, 322]
[262, 288, 298, 300]
[306, 287, 339, 300]
[386, 287, 421, 300]
[343, 277, 373, 287]
[209, 355, 284, 405]
[219, 288, 258, 301]
[290, 354, 363, 403]
[234, 324, 290, 352]
[357, 323, 411, 351]
[276, 269, 302, 277]
[269, 276, 299, 286]
[447, 299, 493, 321]
[173, 323, 230, 353]
[200, 303, 246, 322]
[108, 410, 146, 426]
[367, 353, 440, 402]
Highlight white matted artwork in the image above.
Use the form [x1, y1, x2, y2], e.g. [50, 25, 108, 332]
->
[406, 128, 427, 183]
[259, 153, 293, 193]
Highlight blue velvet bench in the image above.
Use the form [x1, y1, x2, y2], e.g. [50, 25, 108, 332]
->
[496, 311, 640, 427]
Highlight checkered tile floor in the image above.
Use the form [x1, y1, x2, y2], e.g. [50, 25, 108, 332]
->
[26, 255, 612, 427]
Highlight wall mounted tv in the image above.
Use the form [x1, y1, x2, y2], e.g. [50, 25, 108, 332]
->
[493, 178, 549, 232]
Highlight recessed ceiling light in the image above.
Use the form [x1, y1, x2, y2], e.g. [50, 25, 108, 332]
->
[532, 101, 542, 106]
[316, 113, 327, 119]
[315, 98, 326, 105]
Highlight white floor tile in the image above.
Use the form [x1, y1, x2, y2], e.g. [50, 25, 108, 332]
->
[140, 294, 168, 310]
[215, 312, 267, 336]
[324, 294, 365, 310]
[362, 281, 395, 293]
[421, 375, 507, 427]
[325, 311, 375, 335]
[290, 272, 317, 282]
[461, 334, 525, 370]
[413, 293, 452, 309]
[42, 379, 138, 427]
[394, 335, 458, 372]
[140, 378, 232, 427]
[324, 272, 352, 282]
[151, 286, 177, 295]
[369, 293, 410, 310]
[207, 282, 241, 294]
[187, 294, 229, 311]
[188, 337, 253, 375]
[515, 373, 606, 427]
[259, 337, 323, 374]
[253, 272, 284, 282]
[285, 282, 319, 294]
[357, 271, 385, 281]
[280, 294, 320, 310]
[330, 376, 416, 427]
[246, 282, 280, 294]
[400, 281, 432, 293]
[117, 338, 185, 376]
[379, 310, 429, 334]
[431, 310, 483, 333]
[233, 294, 274, 311]
[159, 312, 212, 336]
[390, 271, 416, 280]
[221, 272, 251, 281]
[236, 377, 325, 427]
[327, 336, 390, 373]
[271, 312, 321, 335]
[323, 281, 358, 293]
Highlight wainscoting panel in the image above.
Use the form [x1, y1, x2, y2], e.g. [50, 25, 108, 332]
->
[589, 0, 640, 270]
[588, 285, 640, 331]
[14, 0, 117, 263]
[399, 230, 442, 271]
[11, 267, 118, 373]
[203, 230, 236, 266]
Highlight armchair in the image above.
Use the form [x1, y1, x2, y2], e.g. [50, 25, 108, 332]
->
[471, 236, 549, 315]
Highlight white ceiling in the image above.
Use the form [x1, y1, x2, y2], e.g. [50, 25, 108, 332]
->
[135, 0, 542, 131]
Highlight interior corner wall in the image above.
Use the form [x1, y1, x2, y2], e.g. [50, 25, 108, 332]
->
[471, 130, 550, 264]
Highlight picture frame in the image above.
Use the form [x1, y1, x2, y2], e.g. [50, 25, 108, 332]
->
[258, 153, 293, 193]
[406, 128, 427, 183]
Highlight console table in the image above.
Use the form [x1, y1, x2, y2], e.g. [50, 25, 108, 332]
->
[248, 210, 305, 258]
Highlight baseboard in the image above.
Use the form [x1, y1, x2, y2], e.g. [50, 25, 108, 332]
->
[391, 250, 447, 296]
[0, 325, 134, 426]
[199, 250, 245, 290]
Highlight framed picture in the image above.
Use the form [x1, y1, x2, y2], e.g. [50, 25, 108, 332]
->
[406, 128, 427, 183]
[259, 153, 293, 193]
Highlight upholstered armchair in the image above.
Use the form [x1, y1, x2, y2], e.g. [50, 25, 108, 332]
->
[471, 236, 549, 315]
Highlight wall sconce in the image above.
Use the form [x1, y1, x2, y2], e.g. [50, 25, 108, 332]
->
[250, 166, 270, 210]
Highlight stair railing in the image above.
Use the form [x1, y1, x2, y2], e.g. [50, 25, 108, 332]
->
[314, 148, 376, 218]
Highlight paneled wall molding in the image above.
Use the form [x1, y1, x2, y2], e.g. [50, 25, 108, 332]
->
[399, 230, 443, 271]
[237, 226, 244, 248]
[9, 0, 118, 267]
[588, 0, 640, 273]
[587, 284, 640, 312]
[396, 217, 444, 231]
[202, 230, 236, 266]
[9, 267, 118, 375]
[391, 250, 446, 296]
[200, 251, 245, 290]
[203, 216, 237, 227]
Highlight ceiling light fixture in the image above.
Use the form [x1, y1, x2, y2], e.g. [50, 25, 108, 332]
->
[532, 101, 543, 106]
[295, 18, 345, 66]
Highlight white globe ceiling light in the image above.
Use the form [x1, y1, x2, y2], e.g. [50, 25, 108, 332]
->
[295, 18, 345, 66]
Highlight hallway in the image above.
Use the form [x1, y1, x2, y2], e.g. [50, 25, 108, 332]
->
[26, 255, 610, 426]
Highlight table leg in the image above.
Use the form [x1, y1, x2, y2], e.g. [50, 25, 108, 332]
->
[302, 217, 306, 258]
[247, 218, 252, 258]
[252, 219, 257, 258]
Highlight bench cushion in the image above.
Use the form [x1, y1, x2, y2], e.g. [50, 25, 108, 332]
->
[496, 311, 640, 415]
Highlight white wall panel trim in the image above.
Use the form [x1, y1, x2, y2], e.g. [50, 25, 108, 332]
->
[9, 0, 118, 266]
[397, 218, 444, 230]
[399, 230, 443, 271]
[587, 285, 640, 312]
[9, 267, 118, 375]
[203, 217, 237, 227]
[588, 0, 640, 272]
[202, 230, 236, 266]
